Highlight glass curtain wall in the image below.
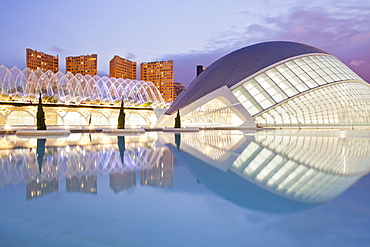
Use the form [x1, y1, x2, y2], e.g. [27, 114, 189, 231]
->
[256, 82, 370, 126]
[182, 98, 243, 126]
[231, 54, 370, 127]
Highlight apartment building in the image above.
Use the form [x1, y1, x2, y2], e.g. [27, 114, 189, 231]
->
[26, 48, 59, 73]
[174, 82, 185, 99]
[109, 55, 137, 80]
[140, 60, 174, 102]
[66, 54, 97, 76]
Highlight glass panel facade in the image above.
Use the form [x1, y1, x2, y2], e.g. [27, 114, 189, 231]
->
[232, 54, 365, 117]
[255, 82, 370, 126]
[182, 98, 243, 126]
[230, 54, 370, 126]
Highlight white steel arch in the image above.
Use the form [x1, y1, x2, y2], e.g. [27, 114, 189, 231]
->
[0, 66, 166, 107]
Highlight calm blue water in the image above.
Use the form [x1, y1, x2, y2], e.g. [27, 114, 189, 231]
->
[0, 130, 369, 247]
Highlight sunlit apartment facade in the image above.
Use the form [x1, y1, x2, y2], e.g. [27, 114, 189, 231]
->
[140, 60, 174, 102]
[66, 54, 97, 76]
[174, 82, 185, 99]
[26, 48, 59, 73]
[109, 55, 137, 80]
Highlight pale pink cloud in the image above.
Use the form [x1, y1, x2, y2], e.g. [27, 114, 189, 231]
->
[350, 60, 366, 66]
[291, 26, 306, 35]
[349, 32, 370, 44]
[164, 2, 370, 86]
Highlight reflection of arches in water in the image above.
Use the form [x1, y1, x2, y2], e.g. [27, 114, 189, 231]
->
[0, 144, 165, 186]
[168, 132, 370, 212]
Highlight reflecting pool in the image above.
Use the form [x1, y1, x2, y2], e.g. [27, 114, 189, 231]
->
[1, 130, 370, 246]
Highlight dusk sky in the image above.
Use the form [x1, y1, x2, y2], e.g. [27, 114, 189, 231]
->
[0, 0, 369, 87]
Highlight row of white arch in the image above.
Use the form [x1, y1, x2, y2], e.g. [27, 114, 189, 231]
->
[0, 145, 166, 187]
[0, 65, 166, 107]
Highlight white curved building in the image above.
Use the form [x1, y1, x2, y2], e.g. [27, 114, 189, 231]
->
[159, 41, 370, 128]
[0, 66, 166, 126]
[0, 66, 165, 107]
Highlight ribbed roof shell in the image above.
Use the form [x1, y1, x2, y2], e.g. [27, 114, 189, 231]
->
[166, 41, 328, 115]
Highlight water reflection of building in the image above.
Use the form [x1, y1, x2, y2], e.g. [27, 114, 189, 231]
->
[141, 149, 174, 188]
[66, 176, 97, 194]
[166, 131, 370, 212]
[0, 135, 161, 184]
[110, 171, 136, 193]
[26, 177, 58, 200]
[0, 133, 169, 198]
[231, 133, 370, 203]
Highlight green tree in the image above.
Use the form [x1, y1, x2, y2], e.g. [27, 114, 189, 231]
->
[174, 110, 181, 128]
[37, 94, 46, 130]
[118, 100, 125, 129]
